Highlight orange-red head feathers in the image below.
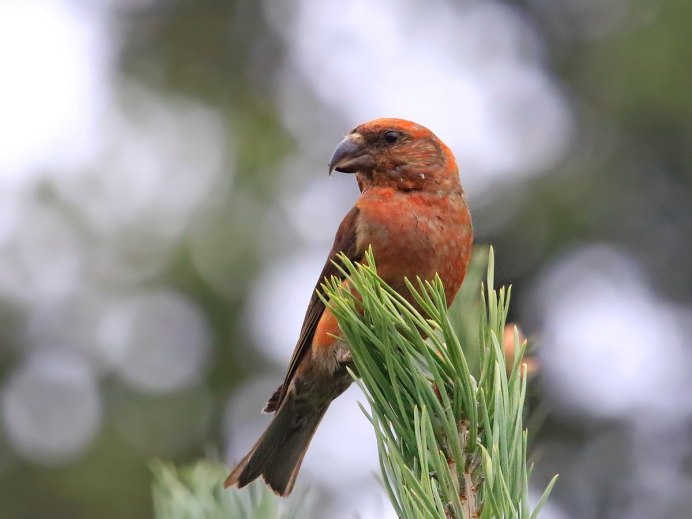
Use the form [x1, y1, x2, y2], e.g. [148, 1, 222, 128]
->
[329, 118, 460, 193]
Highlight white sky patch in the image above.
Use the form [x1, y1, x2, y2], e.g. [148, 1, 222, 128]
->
[0, 0, 110, 184]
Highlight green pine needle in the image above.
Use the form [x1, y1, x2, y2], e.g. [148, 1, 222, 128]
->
[151, 247, 555, 519]
[151, 460, 309, 519]
[323, 246, 556, 519]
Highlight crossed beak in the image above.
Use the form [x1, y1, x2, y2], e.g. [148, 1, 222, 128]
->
[328, 133, 375, 175]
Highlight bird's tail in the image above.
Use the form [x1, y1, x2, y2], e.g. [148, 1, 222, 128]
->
[224, 390, 329, 496]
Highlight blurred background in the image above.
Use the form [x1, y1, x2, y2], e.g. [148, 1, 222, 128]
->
[0, 0, 690, 517]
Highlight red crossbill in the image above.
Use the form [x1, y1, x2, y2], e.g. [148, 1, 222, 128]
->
[225, 118, 474, 496]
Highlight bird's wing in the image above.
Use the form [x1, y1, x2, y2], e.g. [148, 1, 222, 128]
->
[263, 205, 362, 413]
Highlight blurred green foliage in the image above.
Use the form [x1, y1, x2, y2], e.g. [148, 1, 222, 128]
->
[152, 460, 309, 519]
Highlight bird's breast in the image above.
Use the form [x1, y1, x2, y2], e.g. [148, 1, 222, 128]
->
[356, 189, 473, 304]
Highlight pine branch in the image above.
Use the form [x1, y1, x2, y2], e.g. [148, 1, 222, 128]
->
[151, 460, 309, 519]
[322, 247, 557, 519]
[151, 248, 555, 518]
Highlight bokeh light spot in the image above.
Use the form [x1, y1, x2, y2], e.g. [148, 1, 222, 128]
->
[106, 290, 212, 393]
[530, 245, 687, 418]
[2, 350, 101, 465]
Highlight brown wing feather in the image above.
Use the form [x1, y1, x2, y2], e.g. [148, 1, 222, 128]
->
[264, 206, 362, 413]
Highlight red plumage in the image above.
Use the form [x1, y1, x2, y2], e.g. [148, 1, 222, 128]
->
[225, 118, 473, 495]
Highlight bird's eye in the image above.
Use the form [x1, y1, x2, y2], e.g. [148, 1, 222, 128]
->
[383, 130, 399, 144]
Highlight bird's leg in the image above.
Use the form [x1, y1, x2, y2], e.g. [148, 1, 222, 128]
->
[334, 341, 353, 366]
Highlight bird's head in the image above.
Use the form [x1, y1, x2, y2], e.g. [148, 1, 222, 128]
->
[328, 118, 460, 192]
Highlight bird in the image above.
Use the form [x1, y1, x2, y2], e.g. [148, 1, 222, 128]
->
[224, 118, 474, 496]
